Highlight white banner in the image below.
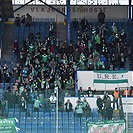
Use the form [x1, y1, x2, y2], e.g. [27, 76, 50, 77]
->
[77, 71, 133, 91]
[93, 71, 128, 84]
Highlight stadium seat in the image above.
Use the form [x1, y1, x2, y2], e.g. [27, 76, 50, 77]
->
[8, 112, 14, 118]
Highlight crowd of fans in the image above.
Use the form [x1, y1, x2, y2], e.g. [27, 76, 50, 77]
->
[15, 13, 32, 27]
[0, 16, 131, 119]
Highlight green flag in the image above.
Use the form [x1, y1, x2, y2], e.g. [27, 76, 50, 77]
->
[0, 118, 16, 133]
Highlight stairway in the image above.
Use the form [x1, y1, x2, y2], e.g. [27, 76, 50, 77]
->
[56, 22, 67, 41]
[1, 22, 14, 63]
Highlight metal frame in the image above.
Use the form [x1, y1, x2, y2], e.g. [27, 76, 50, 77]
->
[12, 0, 129, 5]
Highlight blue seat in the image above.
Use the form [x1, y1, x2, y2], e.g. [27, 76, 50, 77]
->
[14, 111, 20, 118]
[9, 108, 14, 112]
[19, 119, 26, 126]
[38, 128, 44, 133]
[32, 112, 38, 117]
[31, 128, 38, 133]
[68, 112, 74, 117]
[43, 128, 51, 133]
[19, 124, 25, 129]
[20, 112, 26, 117]
[58, 127, 62, 133]
[8, 112, 14, 117]
[69, 126, 74, 131]
[38, 112, 43, 117]
[19, 127, 25, 133]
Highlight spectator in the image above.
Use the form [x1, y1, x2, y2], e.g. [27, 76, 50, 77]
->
[96, 96, 103, 113]
[1, 98, 6, 117]
[105, 97, 113, 120]
[78, 87, 84, 97]
[8, 92, 14, 108]
[130, 86, 133, 97]
[112, 88, 119, 110]
[22, 88, 29, 102]
[100, 54, 106, 65]
[99, 23, 107, 35]
[103, 92, 110, 105]
[49, 93, 57, 111]
[111, 23, 118, 35]
[25, 13, 32, 27]
[98, 10, 106, 24]
[38, 94, 44, 108]
[64, 99, 73, 112]
[80, 17, 88, 32]
[15, 14, 20, 27]
[87, 54, 94, 70]
[75, 98, 84, 117]
[12, 40, 20, 58]
[34, 97, 41, 112]
[3, 88, 10, 101]
[20, 96, 27, 111]
[20, 15, 25, 27]
[86, 87, 93, 97]
[95, 34, 101, 53]
[49, 22, 54, 36]
[120, 29, 127, 42]
[123, 88, 130, 97]
[72, 18, 79, 31]
[67, 43, 75, 55]
[27, 31, 34, 43]
[73, 48, 80, 62]
[83, 97, 91, 116]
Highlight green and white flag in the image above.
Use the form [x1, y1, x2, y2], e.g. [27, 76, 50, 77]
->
[93, 71, 128, 84]
[0, 118, 16, 133]
[88, 120, 126, 133]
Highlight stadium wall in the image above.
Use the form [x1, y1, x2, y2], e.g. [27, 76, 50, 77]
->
[13, 6, 128, 21]
[64, 97, 133, 113]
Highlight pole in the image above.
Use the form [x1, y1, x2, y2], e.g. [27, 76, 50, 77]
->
[126, 87, 128, 133]
[105, 83, 106, 93]
[56, 86, 58, 133]
[66, 0, 70, 45]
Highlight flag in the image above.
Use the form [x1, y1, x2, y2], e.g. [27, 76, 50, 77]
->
[93, 70, 128, 84]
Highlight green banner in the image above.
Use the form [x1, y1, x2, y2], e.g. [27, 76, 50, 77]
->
[0, 118, 16, 133]
[88, 120, 125, 133]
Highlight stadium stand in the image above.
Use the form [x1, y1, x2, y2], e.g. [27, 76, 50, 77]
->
[0, 0, 133, 133]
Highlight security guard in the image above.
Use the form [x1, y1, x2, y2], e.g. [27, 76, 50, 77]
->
[113, 88, 119, 110]
[123, 88, 130, 97]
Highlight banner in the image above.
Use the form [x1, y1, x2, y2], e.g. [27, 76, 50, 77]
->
[93, 71, 128, 84]
[77, 71, 132, 91]
[0, 118, 16, 133]
[88, 120, 126, 133]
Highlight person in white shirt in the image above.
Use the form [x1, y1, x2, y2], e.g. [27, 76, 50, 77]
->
[49, 93, 57, 111]
[49, 93, 57, 103]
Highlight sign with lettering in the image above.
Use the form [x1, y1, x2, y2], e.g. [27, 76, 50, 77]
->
[93, 70, 128, 84]
[0, 118, 16, 133]
[88, 120, 125, 133]
[13, 6, 128, 21]
[77, 71, 132, 91]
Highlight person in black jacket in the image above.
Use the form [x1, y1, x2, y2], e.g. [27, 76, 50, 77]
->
[96, 96, 103, 114]
[98, 10, 106, 24]
[64, 99, 73, 112]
